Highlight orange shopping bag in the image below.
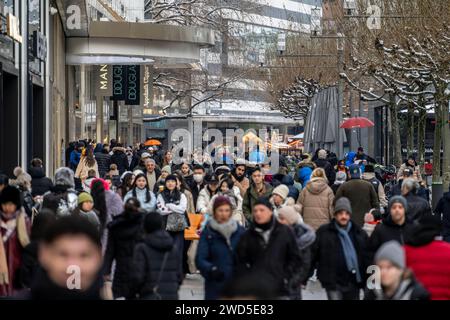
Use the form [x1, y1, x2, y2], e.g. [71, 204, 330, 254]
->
[184, 213, 204, 241]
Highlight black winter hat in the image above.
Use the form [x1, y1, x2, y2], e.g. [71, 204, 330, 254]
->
[0, 185, 22, 209]
[165, 174, 177, 183]
[143, 212, 163, 233]
[253, 197, 273, 211]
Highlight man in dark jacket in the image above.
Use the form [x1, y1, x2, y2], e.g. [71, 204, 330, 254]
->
[131, 212, 181, 300]
[29, 158, 53, 197]
[110, 145, 129, 175]
[312, 197, 370, 300]
[189, 164, 206, 209]
[28, 215, 103, 300]
[234, 197, 301, 298]
[401, 178, 432, 221]
[434, 186, 450, 242]
[314, 149, 335, 185]
[335, 164, 379, 227]
[368, 196, 414, 255]
[391, 168, 413, 197]
[94, 145, 111, 178]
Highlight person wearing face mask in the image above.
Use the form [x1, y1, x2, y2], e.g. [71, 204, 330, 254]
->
[124, 173, 157, 214]
[234, 197, 301, 299]
[312, 197, 370, 300]
[189, 165, 206, 209]
[0, 186, 31, 296]
[196, 196, 245, 300]
[197, 174, 220, 215]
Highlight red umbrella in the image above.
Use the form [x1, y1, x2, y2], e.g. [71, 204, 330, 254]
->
[340, 117, 374, 129]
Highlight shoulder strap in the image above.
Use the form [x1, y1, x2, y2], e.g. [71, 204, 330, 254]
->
[152, 252, 169, 295]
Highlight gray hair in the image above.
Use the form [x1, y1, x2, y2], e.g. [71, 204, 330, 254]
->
[144, 158, 156, 165]
[401, 178, 419, 196]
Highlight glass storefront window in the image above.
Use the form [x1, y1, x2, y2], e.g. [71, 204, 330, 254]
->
[0, 0, 15, 61]
[29, 0, 41, 75]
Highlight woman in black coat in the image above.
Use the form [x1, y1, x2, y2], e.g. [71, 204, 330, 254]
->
[103, 197, 144, 299]
[131, 213, 181, 300]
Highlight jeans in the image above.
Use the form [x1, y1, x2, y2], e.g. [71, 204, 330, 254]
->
[326, 283, 360, 300]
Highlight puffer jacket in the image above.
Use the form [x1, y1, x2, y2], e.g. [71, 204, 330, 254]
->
[196, 187, 215, 215]
[296, 161, 315, 186]
[131, 230, 181, 300]
[297, 177, 334, 231]
[404, 192, 432, 221]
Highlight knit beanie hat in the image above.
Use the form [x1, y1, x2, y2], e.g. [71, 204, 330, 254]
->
[143, 212, 163, 233]
[165, 174, 177, 183]
[78, 192, 93, 205]
[213, 196, 232, 214]
[272, 184, 289, 200]
[335, 171, 347, 184]
[334, 197, 352, 215]
[161, 165, 171, 174]
[388, 196, 407, 213]
[253, 197, 273, 211]
[0, 185, 22, 208]
[278, 206, 301, 225]
[318, 149, 327, 160]
[375, 240, 405, 269]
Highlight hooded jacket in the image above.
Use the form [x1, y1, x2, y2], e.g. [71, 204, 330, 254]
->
[28, 167, 53, 197]
[131, 230, 181, 300]
[335, 179, 380, 227]
[297, 177, 334, 231]
[103, 212, 144, 299]
[296, 161, 315, 186]
[404, 192, 432, 221]
[314, 158, 336, 185]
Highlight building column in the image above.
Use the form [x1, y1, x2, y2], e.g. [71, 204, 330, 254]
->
[80, 65, 86, 139]
[20, 0, 29, 169]
[96, 94, 103, 143]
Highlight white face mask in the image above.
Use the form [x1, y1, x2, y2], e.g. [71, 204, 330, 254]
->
[193, 174, 204, 183]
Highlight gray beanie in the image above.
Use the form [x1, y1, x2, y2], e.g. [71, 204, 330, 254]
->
[388, 195, 407, 213]
[374, 240, 405, 269]
[54, 167, 75, 188]
[334, 197, 352, 215]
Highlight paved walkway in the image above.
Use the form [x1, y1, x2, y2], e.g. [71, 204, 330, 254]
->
[178, 274, 328, 300]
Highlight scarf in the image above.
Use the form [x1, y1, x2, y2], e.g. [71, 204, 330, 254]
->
[0, 210, 30, 285]
[209, 218, 238, 247]
[254, 217, 274, 245]
[334, 221, 362, 283]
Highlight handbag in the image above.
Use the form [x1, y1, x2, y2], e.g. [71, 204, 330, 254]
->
[184, 213, 204, 240]
[142, 252, 169, 300]
[166, 212, 186, 232]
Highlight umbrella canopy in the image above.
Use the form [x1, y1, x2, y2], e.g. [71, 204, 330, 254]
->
[144, 139, 162, 146]
[340, 117, 374, 129]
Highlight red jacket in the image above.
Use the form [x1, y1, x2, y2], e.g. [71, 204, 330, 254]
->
[405, 240, 450, 300]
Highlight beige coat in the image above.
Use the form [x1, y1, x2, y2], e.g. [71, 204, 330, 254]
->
[75, 157, 99, 181]
[297, 177, 334, 231]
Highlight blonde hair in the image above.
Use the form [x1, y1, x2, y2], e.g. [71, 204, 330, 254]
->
[311, 168, 328, 184]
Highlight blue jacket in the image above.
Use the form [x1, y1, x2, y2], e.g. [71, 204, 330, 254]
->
[69, 150, 81, 170]
[282, 175, 300, 201]
[196, 223, 245, 300]
[298, 166, 313, 186]
[345, 152, 356, 167]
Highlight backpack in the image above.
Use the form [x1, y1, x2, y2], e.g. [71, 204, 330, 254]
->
[42, 190, 78, 217]
[367, 177, 381, 200]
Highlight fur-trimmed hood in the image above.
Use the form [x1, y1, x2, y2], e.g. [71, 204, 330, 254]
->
[54, 167, 75, 188]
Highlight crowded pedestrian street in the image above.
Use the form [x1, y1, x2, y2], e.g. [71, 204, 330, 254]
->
[0, 0, 449, 309]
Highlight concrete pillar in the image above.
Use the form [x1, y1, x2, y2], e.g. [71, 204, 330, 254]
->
[80, 65, 86, 140]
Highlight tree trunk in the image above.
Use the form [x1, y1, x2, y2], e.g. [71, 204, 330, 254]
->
[417, 104, 426, 170]
[407, 104, 415, 157]
[440, 89, 450, 191]
[432, 103, 442, 183]
[390, 95, 402, 167]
